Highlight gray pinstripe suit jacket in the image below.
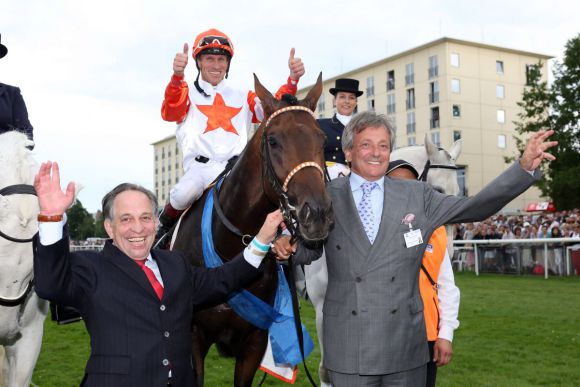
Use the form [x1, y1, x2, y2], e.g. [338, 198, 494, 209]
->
[295, 162, 539, 375]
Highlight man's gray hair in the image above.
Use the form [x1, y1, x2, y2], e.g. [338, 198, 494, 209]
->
[102, 183, 158, 221]
[341, 111, 396, 152]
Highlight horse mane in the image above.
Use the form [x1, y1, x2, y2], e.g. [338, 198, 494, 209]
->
[280, 93, 298, 106]
[0, 132, 37, 186]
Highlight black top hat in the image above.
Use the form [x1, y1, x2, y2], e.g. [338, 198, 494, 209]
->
[387, 160, 419, 178]
[329, 78, 363, 97]
[0, 34, 7, 59]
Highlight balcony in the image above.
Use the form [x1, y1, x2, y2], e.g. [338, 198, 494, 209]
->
[406, 122, 416, 134]
[406, 99, 415, 110]
[430, 119, 440, 129]
[405, 74, 414, 86]
[386, 80, 395, 91]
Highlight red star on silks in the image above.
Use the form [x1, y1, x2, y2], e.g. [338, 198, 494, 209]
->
[196, 93, 243, 135]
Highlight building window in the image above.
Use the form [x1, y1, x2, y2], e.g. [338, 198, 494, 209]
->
[430, 107, 440, 129]
[451, 79, 460, 93]
[175, 162, 179, 170]
[496, 60, 504, 74]
[387, 94, 396, 114]
[428, 55, 438, 78]
[367, 76, 375, 96]
[457, 167, 467, 196]
[431, 131, 441, 146]
[526, 64, 540, 86]
[168, 164, 171, 171]
[161, 148, 165, 159]
[405, 64, 414, 86]
[406, 88, 415, 110]
[497, 84, 505, 99]
[408, 136, 416, 146]
[429, 81, 439, 104]
[367, 99, 375, 111]
[406, 112, 416, 134]
[318, 93, 325, 112]
[453, 130, 462, 141]
[497, 109, 505, 123]
[175, 144, 179, 154]
[387, 70, 395, 91]
[498, 134, 506, 148]
[450, 53, 460, 67]
[453, 104, 461, 118]
[155, 154, 158, 161]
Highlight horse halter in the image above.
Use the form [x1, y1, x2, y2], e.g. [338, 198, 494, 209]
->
[0, 184, 37, 243]
[261, 105, 325, 240]
[418, 148, 459, 182]
[0, 183, 37, 307]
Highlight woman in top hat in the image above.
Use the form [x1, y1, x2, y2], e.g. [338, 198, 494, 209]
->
[0, 34, 34, 146]
[318, 78, 363, 179]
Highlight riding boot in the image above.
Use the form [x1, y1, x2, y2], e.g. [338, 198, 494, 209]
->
[155, 202, 184, 246]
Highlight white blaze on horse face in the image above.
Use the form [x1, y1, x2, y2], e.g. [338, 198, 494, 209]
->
[104, 190, 156, 261]
[345, 126, 391, 182]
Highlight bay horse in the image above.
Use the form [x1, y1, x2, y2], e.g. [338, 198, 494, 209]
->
[171, 74, 333, 387]
[0, 132, 48, 386]
[301, 134, 462, 387]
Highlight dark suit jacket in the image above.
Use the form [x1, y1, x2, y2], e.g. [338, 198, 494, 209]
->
[318, 115, 346, 164]
[33, 235, 260, 387]
[0, 83, 33, 141]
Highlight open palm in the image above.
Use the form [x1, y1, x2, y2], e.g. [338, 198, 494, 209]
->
[34, 161, 75, 215]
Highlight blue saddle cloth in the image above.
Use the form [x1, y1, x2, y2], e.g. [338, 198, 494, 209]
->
[201, 183, 313, 366]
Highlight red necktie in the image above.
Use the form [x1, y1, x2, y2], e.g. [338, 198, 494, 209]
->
[135, 259, 164, 300]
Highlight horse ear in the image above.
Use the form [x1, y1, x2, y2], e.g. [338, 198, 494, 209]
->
[301, 72, 323, 112]
[424, 133, 439, 158]
[449, 139, 462, 161]
[254, 73, 277, 116]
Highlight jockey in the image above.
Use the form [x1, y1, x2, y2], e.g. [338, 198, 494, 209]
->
[317, 78, 363, 180]
[158, 28, 305, 239]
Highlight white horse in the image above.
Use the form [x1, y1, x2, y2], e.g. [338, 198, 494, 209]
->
[302, 134, 462, 387]
[0, 132, 48, 387]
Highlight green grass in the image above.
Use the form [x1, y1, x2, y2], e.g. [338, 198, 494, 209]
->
[31, 274, 580, 386]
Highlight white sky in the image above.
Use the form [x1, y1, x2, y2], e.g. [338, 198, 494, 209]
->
[1, 0, 578, 212]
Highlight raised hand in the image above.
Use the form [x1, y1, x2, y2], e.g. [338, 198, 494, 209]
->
[34, 161, 75, 216]
[288, 48, 305, 81]
[173, 43, 189, 77]
[520, 129, 558, 171]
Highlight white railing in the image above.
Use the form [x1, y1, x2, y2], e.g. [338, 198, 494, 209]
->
[70, 244, 104, 252]
[452, 238, 580, 279]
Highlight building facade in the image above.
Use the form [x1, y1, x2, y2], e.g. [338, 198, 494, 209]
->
[151, 134, 183, 207]
[297, 37, 552, 211]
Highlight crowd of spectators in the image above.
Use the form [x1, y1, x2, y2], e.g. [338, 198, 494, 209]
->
[452, 208, 580, 241]
[451, 208, 580, 276]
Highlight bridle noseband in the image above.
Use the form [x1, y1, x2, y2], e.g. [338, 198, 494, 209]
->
[417, 148, 459, 182]
[0, 183, 37, 307]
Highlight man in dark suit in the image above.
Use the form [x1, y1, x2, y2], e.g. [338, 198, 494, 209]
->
[318, 78, 363, 179]
[282, 111, 557, 386]
[0, 34, 34, 145]
[32, 161, 283, 387]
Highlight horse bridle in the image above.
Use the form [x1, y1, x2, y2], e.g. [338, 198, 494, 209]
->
[212, 105, 325, 245]
[417, 149, 459, 182]
[261, 106, 325, 241]
[0, 184, 37, 307]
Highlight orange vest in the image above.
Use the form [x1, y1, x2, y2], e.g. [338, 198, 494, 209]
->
[420, 226, 448, 341]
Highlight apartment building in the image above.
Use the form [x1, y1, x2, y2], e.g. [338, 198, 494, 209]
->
[151, 134, 183, 207]
[297, 37, 552, 211]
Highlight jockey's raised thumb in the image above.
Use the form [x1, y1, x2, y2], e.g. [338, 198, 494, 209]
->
[183, 43, 189, 55]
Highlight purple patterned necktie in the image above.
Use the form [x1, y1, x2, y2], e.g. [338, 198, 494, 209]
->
[358, 182, 378, 243]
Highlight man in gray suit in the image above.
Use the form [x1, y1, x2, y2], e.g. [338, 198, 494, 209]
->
[275, 111, 556, 386]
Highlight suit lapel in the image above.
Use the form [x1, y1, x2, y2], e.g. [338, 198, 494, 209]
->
[331, 178, 372, 258]
[102, 242, 159, 300]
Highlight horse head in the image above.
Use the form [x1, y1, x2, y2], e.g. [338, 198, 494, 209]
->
[424, 133, 462, 196]
[253, 73, 333, 242]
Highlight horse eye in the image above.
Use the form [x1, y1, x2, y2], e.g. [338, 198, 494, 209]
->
[267, 136, 278, 147]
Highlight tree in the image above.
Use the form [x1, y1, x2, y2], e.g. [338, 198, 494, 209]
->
[512, 34, 580, 209]
[510, 60, 553, 195]
[66, 200, 95, 241]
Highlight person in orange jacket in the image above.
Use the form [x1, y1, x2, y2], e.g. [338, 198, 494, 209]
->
[158, 28, 305, 241]
[387, 160, 460, 387]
